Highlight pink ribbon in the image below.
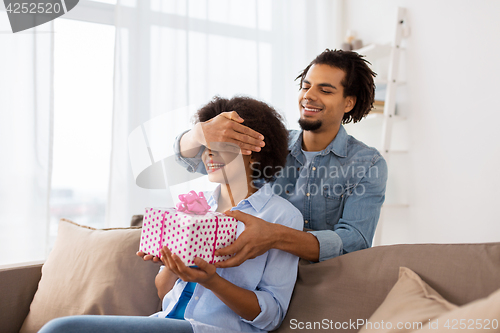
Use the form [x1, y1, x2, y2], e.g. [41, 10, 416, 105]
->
[176, 191, 211, 215]
[210, 215, 219, 264]
[158, 211, 168, 257]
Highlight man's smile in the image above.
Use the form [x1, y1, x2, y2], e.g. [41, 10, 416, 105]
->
[301, 102, 324, 116]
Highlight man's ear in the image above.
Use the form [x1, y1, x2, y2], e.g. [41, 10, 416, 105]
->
[344, 96, 356, 113]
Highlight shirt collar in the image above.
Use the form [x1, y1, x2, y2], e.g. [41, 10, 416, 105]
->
[207, 183, 273, 213]
[206, 185, 221, 210]
[245, 183, 273, 212]
[289, 125, 348, 158]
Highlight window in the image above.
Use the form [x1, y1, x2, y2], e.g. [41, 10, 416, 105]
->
[50, 18, 115, 245]
[1, 0, 332, 265]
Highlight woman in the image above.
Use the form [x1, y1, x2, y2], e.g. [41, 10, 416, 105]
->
[39, 96, 303, 333]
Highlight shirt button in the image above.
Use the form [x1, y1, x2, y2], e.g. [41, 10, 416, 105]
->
[306, 193, 310, 197]
[194, 296, 199, 300]
[297, 167, 300, 171]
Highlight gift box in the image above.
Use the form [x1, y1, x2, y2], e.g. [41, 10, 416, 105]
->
[139, 192, 238, 266]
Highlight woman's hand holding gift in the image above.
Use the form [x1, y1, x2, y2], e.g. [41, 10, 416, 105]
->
[160, 246, 261, 320]
[136, 251, 162, 263]
[160, 246, 219, 288]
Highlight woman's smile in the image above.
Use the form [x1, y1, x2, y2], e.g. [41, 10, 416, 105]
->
[206, 161, 225, 173]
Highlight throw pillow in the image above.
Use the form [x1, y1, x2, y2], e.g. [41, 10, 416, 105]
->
[20, 219, 161, 333]
[359, 267, 458, 333]
[413, 287, 500, 332]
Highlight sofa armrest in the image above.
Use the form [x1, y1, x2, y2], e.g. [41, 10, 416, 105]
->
[0, 261, 43, 333]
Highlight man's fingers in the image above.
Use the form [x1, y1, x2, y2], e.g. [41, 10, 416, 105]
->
[229, 121, 265, 144]
[227, 130, 264, 152]
[215, 251, 247, 268]
[215, 139, 255, 155]
[224, 209, 254, 225]
[210, 126, 263, 151]
[221, 111, 244, 123]
[216, 111, 265, 142]
[215, 240, 242, 257]
[200, 111, 264, 155]
[201, 131, 260, 155]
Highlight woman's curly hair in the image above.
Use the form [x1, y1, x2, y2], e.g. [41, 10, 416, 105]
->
[196, 96, 288, 182]
[296, 49, 377, 124]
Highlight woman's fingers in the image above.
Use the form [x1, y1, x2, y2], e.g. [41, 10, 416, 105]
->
[137, 251, 162, 264]
[161, 247, 178, 273]
[171, 253, 198, 281]
[193, 257, 215, 275]
[161, 246, 216, 282]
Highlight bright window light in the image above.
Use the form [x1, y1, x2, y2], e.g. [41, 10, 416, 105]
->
[50, 18, 114, 245]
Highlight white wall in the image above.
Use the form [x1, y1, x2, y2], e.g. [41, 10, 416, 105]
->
[342, 0, 500, 244]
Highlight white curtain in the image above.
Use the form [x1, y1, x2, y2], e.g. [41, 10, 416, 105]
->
[0, 0, 340, 264]
[0, 19, 54, 265]
[107, 0, 340, 227]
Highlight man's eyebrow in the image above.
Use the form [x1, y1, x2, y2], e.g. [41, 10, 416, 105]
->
[318, 83, 337, 90]
[302, 79, 337, 90]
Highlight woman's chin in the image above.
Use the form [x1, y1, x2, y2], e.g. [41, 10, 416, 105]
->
[207, 173, 225, 184]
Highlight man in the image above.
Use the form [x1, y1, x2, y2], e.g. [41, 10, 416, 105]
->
[173, 49, 387, 266]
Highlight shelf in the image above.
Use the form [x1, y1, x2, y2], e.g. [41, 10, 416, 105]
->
[369, 6, 408, 248]
[375, 79, 406, 86]
[384, 149, 408, 154]
[354, 43, 392, 60]
[364, 112, 406, 121]
[382, 203, 409, 208]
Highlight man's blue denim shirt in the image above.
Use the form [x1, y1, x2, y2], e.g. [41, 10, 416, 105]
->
[173, 125, 388, 262]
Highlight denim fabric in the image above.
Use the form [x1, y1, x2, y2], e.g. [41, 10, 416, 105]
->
[38, 315, 194, 333]
[152, 183, 303, 333]
[174, 125, 387, 262]
[272, 127, 387, 261]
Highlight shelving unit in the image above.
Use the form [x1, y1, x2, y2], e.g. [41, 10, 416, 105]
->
[351, 7, 409, 246]
[355, 7, 408, 157]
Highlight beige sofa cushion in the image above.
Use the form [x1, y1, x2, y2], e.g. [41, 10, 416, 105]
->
[359, 267, 457, 333]
[20, 219, 161, 333]
[274, 242, 500, 333]
[414, 287, 500, 332]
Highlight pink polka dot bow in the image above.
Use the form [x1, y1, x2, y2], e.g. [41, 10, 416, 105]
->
[176, 191, 211, 215]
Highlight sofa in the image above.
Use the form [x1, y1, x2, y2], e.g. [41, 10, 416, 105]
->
[1, 216, 499, 333]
